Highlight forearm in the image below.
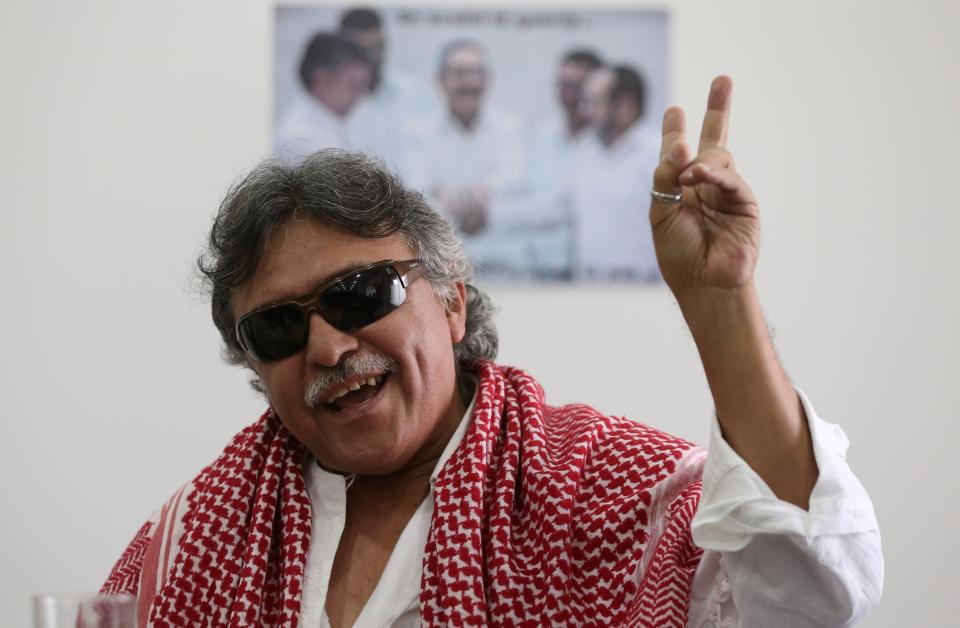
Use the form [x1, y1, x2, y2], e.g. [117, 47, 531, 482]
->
[678, 284, 818, 508]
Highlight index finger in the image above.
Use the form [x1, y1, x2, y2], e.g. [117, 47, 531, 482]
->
[659, 105, 686, 160]
[698, 75, 733, 153]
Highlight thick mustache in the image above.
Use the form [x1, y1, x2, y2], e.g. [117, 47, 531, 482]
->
[304, 353, 399, 409]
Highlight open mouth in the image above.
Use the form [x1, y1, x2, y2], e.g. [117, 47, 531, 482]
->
[324, 373, 389, 412]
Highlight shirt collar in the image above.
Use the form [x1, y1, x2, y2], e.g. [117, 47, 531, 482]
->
[586, 120, 652, 156]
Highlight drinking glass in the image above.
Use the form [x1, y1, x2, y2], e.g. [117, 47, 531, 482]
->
[33, 593, 136, 628]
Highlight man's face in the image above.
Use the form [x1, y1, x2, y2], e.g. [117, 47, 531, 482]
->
[232, 218, 467, 475]
[578, 68, 614, 132]
[312, 60, 371, 117]
[557, 61, 593, 120]
[343, 27, 385, 90]
[439, 46, 487, 123]
[345, 28, 385, 68]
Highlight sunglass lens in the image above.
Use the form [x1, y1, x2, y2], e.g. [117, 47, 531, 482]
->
[321, 266, 405, 330]
[240, 303, 308, 361]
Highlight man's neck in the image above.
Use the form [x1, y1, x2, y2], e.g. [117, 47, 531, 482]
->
[451, 109, 479, 132]
[326, 459, 433, 628]
[309, 92, 346, 120]
[347, 459, 434, 505]
[599, 125, 624, 148]
[599, 119, 639, 148]
[567, 115, 587, 138]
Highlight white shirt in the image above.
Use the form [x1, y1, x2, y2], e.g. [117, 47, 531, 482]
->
[402, 106, 527, 194]
[275, 94, 350, 164]
[528, 113, 580, 192]
[298, 387, 882, 627]
[570, 123, 662, 281]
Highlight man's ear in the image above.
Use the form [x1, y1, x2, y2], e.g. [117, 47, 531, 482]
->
[445, 281, 468, 345]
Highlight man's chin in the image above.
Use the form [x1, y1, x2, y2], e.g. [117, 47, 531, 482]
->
[452, 102, 481, 118]
[316, 450, 410, 477]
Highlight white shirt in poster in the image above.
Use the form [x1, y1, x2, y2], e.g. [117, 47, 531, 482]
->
[275, 94, 350, 164]
[516, 113, 585, 274]
[402, 106, 527, 196]
[401, 107, 530, 274]
[570, 122, 662, 281]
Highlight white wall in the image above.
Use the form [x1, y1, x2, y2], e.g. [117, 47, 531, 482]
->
[1, 0, 957, 625]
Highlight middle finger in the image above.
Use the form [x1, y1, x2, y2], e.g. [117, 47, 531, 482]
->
[698, 75, 733, 153]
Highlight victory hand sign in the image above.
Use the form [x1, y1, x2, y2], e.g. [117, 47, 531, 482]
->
[651, 76, 759, 297]
[649, 77, 818, 509]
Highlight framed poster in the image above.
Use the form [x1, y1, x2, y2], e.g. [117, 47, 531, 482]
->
[275, 6, 669, 283]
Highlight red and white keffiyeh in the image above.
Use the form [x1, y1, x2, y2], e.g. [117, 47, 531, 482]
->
[103, 361, 704, 626]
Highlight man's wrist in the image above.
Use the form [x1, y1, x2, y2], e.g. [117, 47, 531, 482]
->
[675, 281, 794, 415]
[674, 283, 763, 343]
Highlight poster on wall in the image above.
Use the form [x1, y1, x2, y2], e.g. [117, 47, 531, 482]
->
[274, 6, 669, 283]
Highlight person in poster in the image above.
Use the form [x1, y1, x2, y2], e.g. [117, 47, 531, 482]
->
[524, 49, 605, 277]
[493, 57, 660, 281]
[571, 65, 661, 280]
[340, 7, 429, 172]
[402, 39, 529, 275]
[274, 33, 372, 163]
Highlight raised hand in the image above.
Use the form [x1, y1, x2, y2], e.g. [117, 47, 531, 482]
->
[649, 76, 760, 301]
[647, 77, 817, 509]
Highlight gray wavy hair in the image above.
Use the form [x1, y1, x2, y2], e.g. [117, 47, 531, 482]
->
[198, 149, 498, 373]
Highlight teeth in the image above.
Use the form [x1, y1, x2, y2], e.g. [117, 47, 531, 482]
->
[324, 374, 386, 405]
[325, 386, 349, 404]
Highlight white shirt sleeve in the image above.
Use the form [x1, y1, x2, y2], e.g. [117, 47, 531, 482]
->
[687, 390, 884, 627]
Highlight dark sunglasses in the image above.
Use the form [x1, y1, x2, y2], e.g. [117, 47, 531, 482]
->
[235, 258, 424, 362]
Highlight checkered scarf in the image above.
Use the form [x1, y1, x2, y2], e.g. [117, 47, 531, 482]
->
[103, 361, 704, 626]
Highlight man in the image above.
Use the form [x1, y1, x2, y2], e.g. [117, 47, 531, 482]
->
[523, 49, 604, 278]
[528, 49, 605, 193]
[571, 64, 662, 281]
[555, 49, 605, 140]
[104, 78, 882, 626]
[403, 39, 527, 274]
[339, 8, 427, 171]
[274, 32, 371, 163]
[339, 8, 388, 94]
